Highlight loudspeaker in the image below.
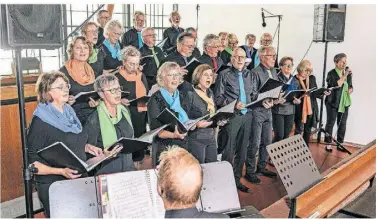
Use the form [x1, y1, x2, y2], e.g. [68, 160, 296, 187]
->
[0, 4, 62, 49]
[313, 4, 347, 42]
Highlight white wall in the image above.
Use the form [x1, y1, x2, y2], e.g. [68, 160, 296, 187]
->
[178, 4, 376, 145]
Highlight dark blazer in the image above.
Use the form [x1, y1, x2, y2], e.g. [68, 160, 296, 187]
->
[160, 50, 194, 67]
[121, 27, 140, 48]
[96, 26, 105, 47]
[272, 72, 300, 115]
[325, 68, 353, 108]
[102, 43, 123, 70]
[165, 207, 229, 218]
[89, 44, 105, 77]
[240, 45, 258, 70]
[162, 26, 185, 54]
[220, 50, 232, 66]
[198, 52, 224, 70]
[192, 47, 201, 59]
[139, 44, 165, 88]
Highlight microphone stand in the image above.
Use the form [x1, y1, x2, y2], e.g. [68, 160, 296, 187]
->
[261, 8, 283, 62]
[318, 127, 352, 155]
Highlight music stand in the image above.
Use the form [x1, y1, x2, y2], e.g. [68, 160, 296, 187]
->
[267, 135, 323, 218]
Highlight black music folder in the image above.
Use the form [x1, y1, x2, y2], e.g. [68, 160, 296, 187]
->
[37, 142, 116, 173]
[246, 86, 282, 108]
[121, 91, 130, 99]
[128, 95, 150, 106]
[207, 99, 237, 123]
[157, 108, 209, 133]
[259, 78, 285, 93]
[106, 124, 168, 153]
[184, 58, 202, 82]
[74, 91, 100, 103]
[308, 87, 336, 97]
[283, 90, 306, 102]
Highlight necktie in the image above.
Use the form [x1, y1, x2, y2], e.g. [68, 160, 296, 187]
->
[267, 69, 273, 79]
[137, 32, 143, 49]
[182, 56, 188, 65]
[150, 47, 160, 68]
[238, 72, 247, 115]
[211, 57, 218, 72]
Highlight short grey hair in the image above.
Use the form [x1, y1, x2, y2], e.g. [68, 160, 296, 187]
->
[185, 27, 196, 33]
[104, 20, 124, 38]
[334, 53, 347, 63]
[156, 62, 183, 87]
[134, 11, 145, 19]
[120, 46, 141, 61]
[258, 46, 275, 58]
[94, 74, 119, 93]
[177, 32, 194, 45]
[203, 34, 219, 51]
[141, 27, 155, 42]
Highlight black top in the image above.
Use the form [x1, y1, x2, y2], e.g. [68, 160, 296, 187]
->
[165, 207, 229, 218]
[198, 52, 224, 70]
[147, 90, 188, 147]
[325, 68, 353, 108]
[294, 75, 322, 127]
[162, 26, 185, 54]
[27, 116, 88, 184]
[84, 110, 134, 149]
[192, 47, 201, 59]
[139, 44, 165, 78]
[214, 66, 257, 113]
[240, 45, 258, 70]
[116, 73, 149, 99]
[220, 50, 232, 66]
[102, 43, 122, 70]
[160, 50, 194, 67]
[97, 26, 105, 47]
[60, 66, 96, 124]
[89, 44, 105, 77]
[121, 27, 140, 48]
[272, 73, 300, 115]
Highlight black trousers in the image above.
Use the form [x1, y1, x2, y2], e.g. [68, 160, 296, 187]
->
[188, 129, 217, 164]
[221, 113, 253, 185]
[246, 109, 272, 176]
[36, 182, 52, 217]
[272, 113, 295, 142]
[294, 115, 313, 146]
[129, 108, 147, 162]
[324, 104, 349, 143]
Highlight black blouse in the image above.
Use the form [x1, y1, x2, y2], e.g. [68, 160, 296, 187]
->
[147, 90, 188, 147]
[121, 27, 139, 48]
[139, 44, 165, 78]
[89, 44, 105, 77]
[27, 116, 88, 184]
[84, 110, 134, 149]
[162, 26, 185, 54]
[325, 68, 353, 109]
[102, 44, 122, 70]
[59, 66, 96, 124]
[220, 50, 232, 66]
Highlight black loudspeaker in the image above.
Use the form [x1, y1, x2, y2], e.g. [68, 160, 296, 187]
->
[0, 4, 62, 49]
[313, 4, 347, 42]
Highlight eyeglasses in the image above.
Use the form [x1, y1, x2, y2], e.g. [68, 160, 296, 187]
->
[103, 86, 123, 94]
[144, 34, 157, 38]
[100, 16, 110, 20]
[112, 32, 122, 36]
[180, 43, 195, 49]
[207, 45, 221, 49]
[228, 42, 238, 46]
[282, 64, 294, 68]
[166, 73, 181, 78]
[233, 55, 246, 61]
[304, 69, 313, 73]
[263, 39, 272, 42]
[51, 84, 71, 91]
[86, 30, 99, 34]
[263, 54, 277, 59]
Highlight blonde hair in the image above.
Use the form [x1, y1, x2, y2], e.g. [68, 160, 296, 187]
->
[260, 33, 273, 45]
[226, 33, 238, 47]
[156, 62, 183, 87]
[120, 46, 141, 61]
[297, 60, 312, 74]
[104, 20, 124, 38]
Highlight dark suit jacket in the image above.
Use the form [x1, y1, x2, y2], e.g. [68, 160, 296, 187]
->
[121, 27, 140, 48]
[162, 26, 185, 54]
[165, 207, 229, 218]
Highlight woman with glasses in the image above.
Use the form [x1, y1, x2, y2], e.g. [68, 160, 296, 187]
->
[220, 33, 238, 66]
[84, 74, 136, 174]
[115, 46, 149, 162]
[27, 72, 119, 217]
[147, 62, 190, 166]
[102, 20, 124, 73]
[81, 22, 105, 76]
[294, 60, 331, 146]
[272, 57, 301, 143]
[60, 36, 98, 125]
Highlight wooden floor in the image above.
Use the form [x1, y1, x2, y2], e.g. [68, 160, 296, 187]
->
[34, 141, 360, 218]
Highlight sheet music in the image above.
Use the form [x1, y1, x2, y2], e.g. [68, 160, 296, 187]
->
[105, 171, 154, 218]
[256, 85, 282, 101]
[148, 170, 166, 218]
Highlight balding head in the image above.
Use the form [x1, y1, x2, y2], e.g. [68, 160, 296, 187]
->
[158, 146, 203, 209]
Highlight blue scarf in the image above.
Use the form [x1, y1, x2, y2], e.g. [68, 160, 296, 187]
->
[282, 74, 296, 93]
[33, 102, 82, 134]
[103, 39, 121, 61]
[242, 45, 252, 58]
[160, 88, 189, 123]
[254, 51, 260, 67]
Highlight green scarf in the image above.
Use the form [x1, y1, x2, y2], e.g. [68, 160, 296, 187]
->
[88, 45, 98, 64]
[335, 68, 352, 113]
[97, 101, 133, 149]
[224, 47, 233, 56]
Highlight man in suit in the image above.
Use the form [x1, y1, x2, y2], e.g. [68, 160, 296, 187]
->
[158, 146, 229, 218]
[139, 27, 165, 88]
[96, 10, 111, 46]
[185, 27, 201, 59]
[160, 32, 195, 93]
[121, 11, 145, 49]
[245, 46, 278, 185]
[162, 11, 184, 55]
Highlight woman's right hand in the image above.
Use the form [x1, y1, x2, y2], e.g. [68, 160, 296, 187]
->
[68, 95, 76, 105]
[293, 97, 301, 105]
[197, 120, 213, 128]
[60, 168, 81, 179]
[173, 126, 187, 139]
[104, 144, 123, 157]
